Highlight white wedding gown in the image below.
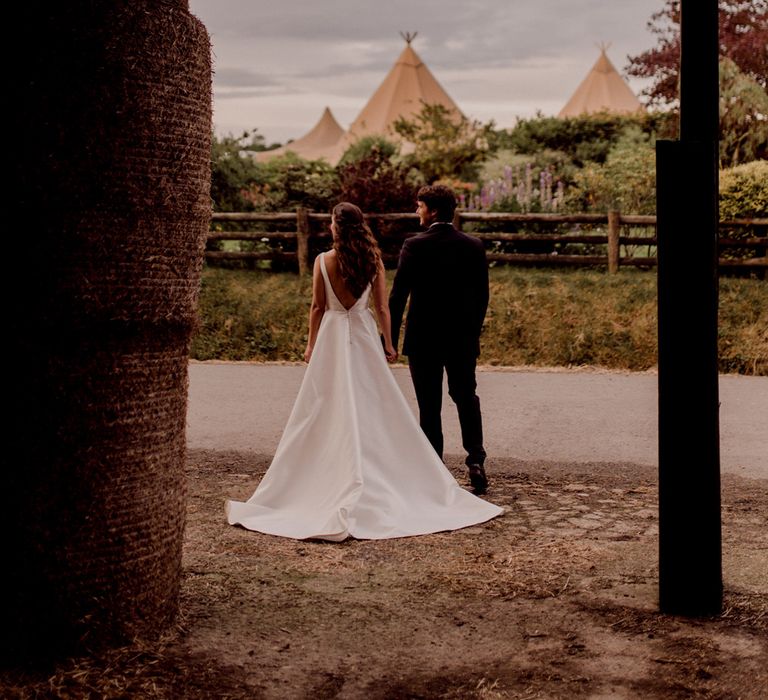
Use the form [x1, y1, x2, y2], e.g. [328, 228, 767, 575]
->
[226, 253, 503, 541]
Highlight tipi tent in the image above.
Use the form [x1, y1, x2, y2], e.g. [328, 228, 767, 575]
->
[559, 46, 645, 117]
[326, 35, 464, 163]
[348, 37, 462, 140]
[255, 107, 345, 163]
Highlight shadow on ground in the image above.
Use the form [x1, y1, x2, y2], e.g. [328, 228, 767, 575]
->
[3, 450, 766, 698]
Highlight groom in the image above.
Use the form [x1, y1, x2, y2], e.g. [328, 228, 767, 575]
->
[389, 185, 490, 494]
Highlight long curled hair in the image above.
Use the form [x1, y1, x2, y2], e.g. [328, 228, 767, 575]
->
[331, 202, 381, 298]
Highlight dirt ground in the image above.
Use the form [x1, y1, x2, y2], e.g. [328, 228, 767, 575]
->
[3, 450, 767, 699]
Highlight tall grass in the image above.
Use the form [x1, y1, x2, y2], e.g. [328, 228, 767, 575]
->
[191, 266, 767, 375]
[483, 268, 658, 369]
[192, 268, 311, 361]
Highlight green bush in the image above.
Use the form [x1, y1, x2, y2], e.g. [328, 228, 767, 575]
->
[337, 135, 399, 167]
[211, 132, 340, 214]
[718, 160, 768, 266]
[497, 111, 672, 167]
[253, 153, 340, 212]
[336, 139, 419, 213]
[394, 103, 495, 183]
[567, 127, 656, 215]
[719, 160, 768, 219]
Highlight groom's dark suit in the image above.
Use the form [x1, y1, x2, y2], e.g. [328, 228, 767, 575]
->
[389, 222, 489, 464]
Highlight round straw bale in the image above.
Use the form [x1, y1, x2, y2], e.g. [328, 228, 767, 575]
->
[5, 0, 211, 658]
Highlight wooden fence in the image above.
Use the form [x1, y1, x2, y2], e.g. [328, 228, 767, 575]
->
[207, 209, 768, 275]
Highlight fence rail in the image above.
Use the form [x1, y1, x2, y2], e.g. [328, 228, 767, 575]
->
[207, 209, 768, 275]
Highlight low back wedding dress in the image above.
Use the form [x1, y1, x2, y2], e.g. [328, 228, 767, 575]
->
[226, 252, 503, 541]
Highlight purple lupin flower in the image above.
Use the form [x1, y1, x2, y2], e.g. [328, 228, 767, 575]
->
[503, 165, 513, 189]
[516, 182, 525, 210]
[525, 163, 533, 206]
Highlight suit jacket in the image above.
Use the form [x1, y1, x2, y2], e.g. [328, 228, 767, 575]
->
[389, 222, 489, 358]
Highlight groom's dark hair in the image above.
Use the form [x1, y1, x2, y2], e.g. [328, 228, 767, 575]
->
[417, 185, 456, 221]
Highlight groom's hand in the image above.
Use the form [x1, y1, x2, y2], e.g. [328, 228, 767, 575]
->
[381, 334, 397, 363]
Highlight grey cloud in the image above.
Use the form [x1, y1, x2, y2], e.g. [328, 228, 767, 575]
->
[214, 87, 292, 99]
[195, 0, 656, 64]
[296, 55, 395, 79]
[197, 0, 466, 42]
[214, 67, 279, 87]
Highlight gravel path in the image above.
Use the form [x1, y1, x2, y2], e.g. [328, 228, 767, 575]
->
[188, 363, 768, 481]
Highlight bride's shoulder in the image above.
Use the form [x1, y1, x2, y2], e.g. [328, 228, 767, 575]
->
[322, 249, 340, 276]
[324, 249, 338, 267]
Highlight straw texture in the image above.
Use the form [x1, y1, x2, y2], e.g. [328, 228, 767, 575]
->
[5, 0, 211, 658]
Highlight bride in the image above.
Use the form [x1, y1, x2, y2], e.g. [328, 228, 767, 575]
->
[226, 202, 503, 541]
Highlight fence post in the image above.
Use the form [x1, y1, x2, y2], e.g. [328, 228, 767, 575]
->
[608, 210, 620, 274]
[296, 207, 310, 275]
[453, 209, 462, 231]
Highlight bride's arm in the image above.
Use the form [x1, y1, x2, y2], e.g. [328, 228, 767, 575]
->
[372, 257, 397, 363]
[304, 256, 326, 363]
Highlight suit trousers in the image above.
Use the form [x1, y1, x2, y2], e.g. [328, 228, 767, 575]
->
[407, 352, 486, 465]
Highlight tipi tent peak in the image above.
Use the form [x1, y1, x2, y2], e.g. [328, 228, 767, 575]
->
[559, 45, 645, 118]
[254, 106, 345, 163]
[325, 33, 464, 163]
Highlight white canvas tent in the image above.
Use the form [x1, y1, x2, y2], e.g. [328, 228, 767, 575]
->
[347, 40, 462, 139]
[559, 47, 645, 117]
[256, 36, 464, 165]
[326, 36, 464, 164]
[255, 107, 345, 163]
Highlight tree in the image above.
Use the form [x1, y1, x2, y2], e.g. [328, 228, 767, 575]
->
[211, 131, 264, 211]
[626, 0, 768, 107]
[719, 58, 768, 166]
[497, 111, 671, 166]
[241, 129, 281, 153]
[337, 135, 399, 167]
[337, 140, 417, 213]
[7, 2, 211, 658]
[394, 103, 495, 183]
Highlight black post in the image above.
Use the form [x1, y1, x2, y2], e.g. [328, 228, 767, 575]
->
[656, 0, 722, 615]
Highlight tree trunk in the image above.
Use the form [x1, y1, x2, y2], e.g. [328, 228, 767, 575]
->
[4, 0, 211, 659]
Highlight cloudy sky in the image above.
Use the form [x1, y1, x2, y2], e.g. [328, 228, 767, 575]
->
[189, 0, 663, 144]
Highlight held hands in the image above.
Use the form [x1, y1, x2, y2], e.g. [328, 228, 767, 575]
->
[379, 333, 397, 363]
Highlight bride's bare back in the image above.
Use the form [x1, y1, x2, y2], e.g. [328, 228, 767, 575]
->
[304, 248, 395, 364]
[322, 249, 360, 311]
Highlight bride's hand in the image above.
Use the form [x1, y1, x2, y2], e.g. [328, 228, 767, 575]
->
[303, 346, 312, 363]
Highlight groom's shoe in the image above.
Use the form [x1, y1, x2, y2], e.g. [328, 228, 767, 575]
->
[467, 464, 488, 495]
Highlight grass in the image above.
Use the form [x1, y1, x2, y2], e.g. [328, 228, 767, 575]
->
[191, 265, 768, 375]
